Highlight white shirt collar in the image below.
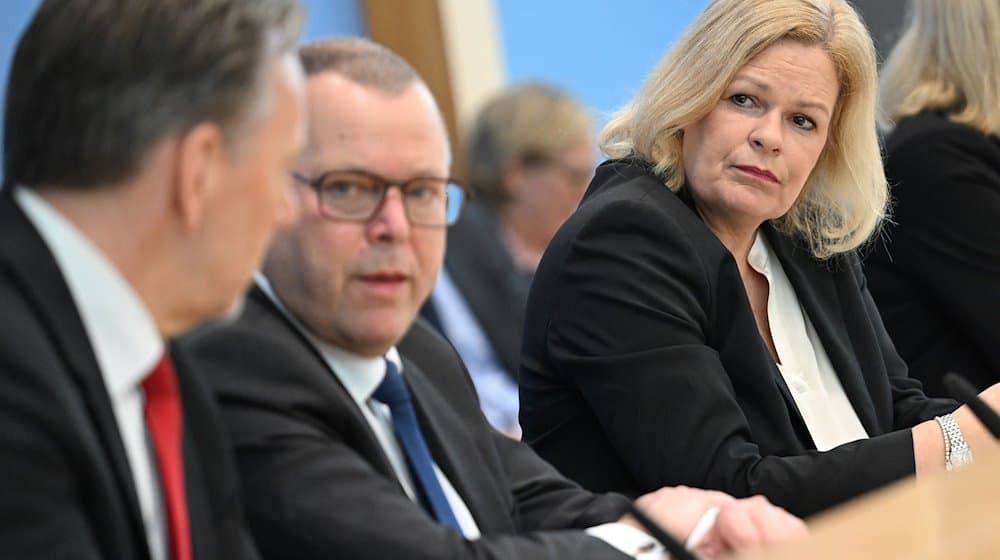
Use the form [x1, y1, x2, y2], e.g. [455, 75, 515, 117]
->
[747, 229, 771, 276]
[14, 188, 163, 397]
[743, 227, 869, 451]
[254, 273, 402, 405]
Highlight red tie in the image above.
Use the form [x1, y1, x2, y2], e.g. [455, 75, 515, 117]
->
[143, 355, 192, 560]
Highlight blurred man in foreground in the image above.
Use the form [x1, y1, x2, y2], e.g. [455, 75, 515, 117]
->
[0, 0, 305, 557]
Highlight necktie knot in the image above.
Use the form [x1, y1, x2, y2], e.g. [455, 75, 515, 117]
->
[372, 360, 409, 407]
[143, 354, 179, 399]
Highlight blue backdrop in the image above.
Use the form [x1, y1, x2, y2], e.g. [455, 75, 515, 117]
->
[496, 0, 709, 118]
[0, 1, 709, 177]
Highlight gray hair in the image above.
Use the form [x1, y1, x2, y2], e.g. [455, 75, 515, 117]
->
[298, 37, 419, 93]
[465, 82, 592, 208]
[297, 37, 451, 165]
[3, 0, 303, 189]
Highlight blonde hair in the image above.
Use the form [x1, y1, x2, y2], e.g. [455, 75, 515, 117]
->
[601, 0, 885, 259]
[464, 82, 592, 208]
[879, 0, 1000, 136]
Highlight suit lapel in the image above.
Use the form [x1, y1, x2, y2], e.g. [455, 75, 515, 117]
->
[764, 226, 880, 435]
[248, 287, 404, 487]
[401, 355, 514, 533]
[677, 190, 815, 443]
[0, 190, 147, 546]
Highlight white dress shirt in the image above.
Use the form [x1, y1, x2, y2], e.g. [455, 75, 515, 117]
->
[749, 231, 869, 451]
[256, 275, 681, 558]
[16, 188, 168, 560]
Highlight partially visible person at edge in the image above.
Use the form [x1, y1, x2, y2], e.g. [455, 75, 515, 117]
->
[0, 0, 305, 558]
[519, 0, 1000, 518]
[865, 0, 1000, 396]
[179, 37, 807, 560]
[422, 83, 595, 437]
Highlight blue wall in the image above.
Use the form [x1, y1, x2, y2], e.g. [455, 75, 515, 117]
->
[301, 0, 366, 42]
[0, 1, 39, 179]
[1, 0, 712, 175]
[0, 0, 365, 179]
[496, 0, 710, 119]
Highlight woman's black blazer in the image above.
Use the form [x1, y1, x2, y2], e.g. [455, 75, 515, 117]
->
[519, 158, 956, 517]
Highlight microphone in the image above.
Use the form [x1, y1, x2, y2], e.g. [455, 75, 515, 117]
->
[943, 372, 1000, 439]
[627, 501, 698, 560]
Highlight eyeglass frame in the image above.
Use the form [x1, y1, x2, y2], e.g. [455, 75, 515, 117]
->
[291, 168, 471, 227]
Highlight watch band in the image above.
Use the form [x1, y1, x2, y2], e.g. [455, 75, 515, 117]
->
[935, 413, 973, 471]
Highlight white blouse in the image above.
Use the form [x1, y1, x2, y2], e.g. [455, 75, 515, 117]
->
[748, 232, 869, 451]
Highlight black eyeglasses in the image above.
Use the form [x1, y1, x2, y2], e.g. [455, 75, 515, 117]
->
[291, 169, 469, 227]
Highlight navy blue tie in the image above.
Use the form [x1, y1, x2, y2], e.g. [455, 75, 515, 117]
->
[372, 360, 462, 531]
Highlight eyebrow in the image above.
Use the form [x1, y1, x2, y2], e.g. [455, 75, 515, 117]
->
[729, 75, 833, 117]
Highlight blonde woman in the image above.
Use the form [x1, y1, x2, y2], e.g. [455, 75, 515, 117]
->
[866, 0, 1000, 397]
[519, 0, 1000, 518]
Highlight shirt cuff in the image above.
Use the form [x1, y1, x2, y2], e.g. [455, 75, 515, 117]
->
[586, 505, 721, 559]
[586, 522, 666, 560]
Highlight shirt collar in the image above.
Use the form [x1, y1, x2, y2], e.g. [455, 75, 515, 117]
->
[747, 229, 772, 278]
[255, 274, 403, 405]
[14, 187, 163, 398]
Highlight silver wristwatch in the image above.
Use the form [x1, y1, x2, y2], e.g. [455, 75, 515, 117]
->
[935, 413, 973, 471]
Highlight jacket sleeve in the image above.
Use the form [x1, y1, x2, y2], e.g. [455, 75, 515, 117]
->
[180, 319, 630, 560]
[400, 320, 634, 534]
[540, 196, 923, 517]
[0, 372, 104, 559]
[846, 256, 958, 429]
[0, 313, 103, 559]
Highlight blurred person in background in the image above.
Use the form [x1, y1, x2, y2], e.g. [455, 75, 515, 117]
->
[423, 83, 594, 437]
[519, 0, 1000, 518]
[866, 0, 1000, 396]
[0, 0, 304, 557]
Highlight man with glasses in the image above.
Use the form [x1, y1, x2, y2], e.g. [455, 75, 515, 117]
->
[179, 37, 806, 559]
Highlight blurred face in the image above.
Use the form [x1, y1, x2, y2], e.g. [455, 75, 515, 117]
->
[681, 41, 838, 237]
[506, 137, 594, 245]
[268, 73, 449, 357]
[199, 54, 305, 317]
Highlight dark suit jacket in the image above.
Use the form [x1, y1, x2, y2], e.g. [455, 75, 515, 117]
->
[0, 188, 258, 558]
[519, 159, 957, 518]
[179, 286, 633, 559]
[425, 200, 532, 380]
[866, 110, 1000, 396]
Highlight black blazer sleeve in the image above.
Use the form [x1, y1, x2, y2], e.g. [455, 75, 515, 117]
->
[398, 319, 634, 535]
[846, 257, 956, 431]
[522, 183, 942, 517]
[0, 190, 260, 560]
[180, 303, 630, 560]
[877, 118, 1000, 390]
[0, 315, 105, 559]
